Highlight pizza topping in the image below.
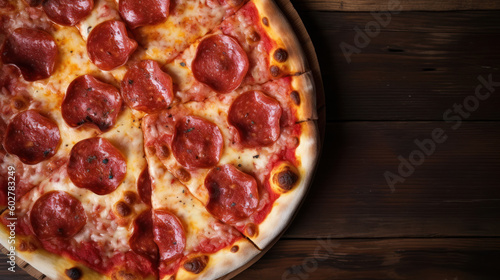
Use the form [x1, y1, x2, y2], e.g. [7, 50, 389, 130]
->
[153, 210, 186, 263]
[130, 210, 159, 263]
[172, 116, 223, 169]
[62, 75, 122, 132]
[183, 255, 208, 274]
[137, 167, 152, 206]
[65, 267, 83, 280]
[205, 164, 259, 223]
[119, 0, 170, 29]
[4, 110, 60, 165]
[87, 20, 138, 71]
[192, 34, 249, 93]
[24, 0, 42, 6]
[230, 245, 239, 253]
[30, 191, 87, 240]
[228, 91, 282, 147]
[270, 162, 300, 193]
[273, 48, 288, 62]
[290, 90, 300, 105]
[68, 137, 127, 195]
[121, 60, 173, 113]
[42, 0, 94, 26]
[1, 28, 58, 81]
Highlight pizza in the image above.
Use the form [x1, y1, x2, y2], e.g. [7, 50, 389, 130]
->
[0, 0, 319, 279]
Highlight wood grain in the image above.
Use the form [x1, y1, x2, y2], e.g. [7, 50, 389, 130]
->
[291, 0, 500, 12]
[234, 238, 500, 279]
[285, 122, 500, 238]
[297, 11, 500, 121]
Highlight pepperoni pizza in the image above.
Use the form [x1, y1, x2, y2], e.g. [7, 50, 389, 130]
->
[0, 0, 319, 279]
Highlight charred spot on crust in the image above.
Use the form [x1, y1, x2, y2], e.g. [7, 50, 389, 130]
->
[245, 223, 258, 237]
[65, 267, 82, 280]
[270, 65, 280, 77]
[115, 201, 131, 217]
[159, 144, 170, 158]
[176, 168, 191, 182]
[111, 270, 140, 280]
[276, 167, 299, 192]
[231, 245, 239, 253]
[262, 17, 269, 26]
[183, 255, 209, 274]
[18, 240, 37, 252]
[290, 91, 300, 106]
[273, 48, 288, 63]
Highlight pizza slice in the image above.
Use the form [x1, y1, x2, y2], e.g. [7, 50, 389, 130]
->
[144, 138, 261, 279]
[163, 0, 308, 102]
[0, 2, 119, 207]
[142, 72, 318, 248]
[0, 106, 160, 279]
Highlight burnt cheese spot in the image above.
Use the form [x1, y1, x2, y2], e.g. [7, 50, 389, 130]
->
[276, 167, 299, 191]
[290, 91, 301, 105]
[176, 168, 191, 182]
[262, 17, 269, 26]
[230, 245, 239, 253]
[245, 223, 258, 237]
[159, 144, 170, 158]
[123, 191, 138, 205]
[115, 201, 131, 217]
[183, 256, 209, 274]
[65, 267, 83, 280]
[270, 65, 280, 77]
[273, 48, 288, 63]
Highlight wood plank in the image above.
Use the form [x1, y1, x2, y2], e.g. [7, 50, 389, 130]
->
[284, 122, 500, 238]
[235, 238, 500, 279]
[297, 11, 500, 121]
[291, 0, 500, 12]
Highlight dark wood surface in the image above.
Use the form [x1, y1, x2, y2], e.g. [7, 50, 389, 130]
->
[2, 0, 500, 279]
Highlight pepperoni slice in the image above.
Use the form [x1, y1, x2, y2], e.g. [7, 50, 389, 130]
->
[68, 137, 126, 195]
[171, 116, 223, 169]
[42, 0, 94, 26]
[228, 91, 282, 147]
[1, 28, 58, 81]
[205, 164, 259, 223]
[137, 167, 152, 206]
[4, 110, 61, 165]
[152, 210, 185, 263]
[192, 34, 249, 93]
[30, 191, 87, 240]
[119, 0, 170, 29]
[87, 20, 138, 71]
[121, 60, 173, 113]
[62, 75, 122, 132]
[23, 0, 42, 7]
[130, 210, 159, 263]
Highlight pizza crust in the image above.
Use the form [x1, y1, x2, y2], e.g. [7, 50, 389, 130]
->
[254, 0, 309, 75]
[174, 238, 261, 280]
[0, 226, 113, 280]
[248, 120, 319, 249]
[291, 71, 318, 122]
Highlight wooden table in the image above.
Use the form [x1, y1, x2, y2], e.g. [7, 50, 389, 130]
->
[2, 0, 500, 279]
